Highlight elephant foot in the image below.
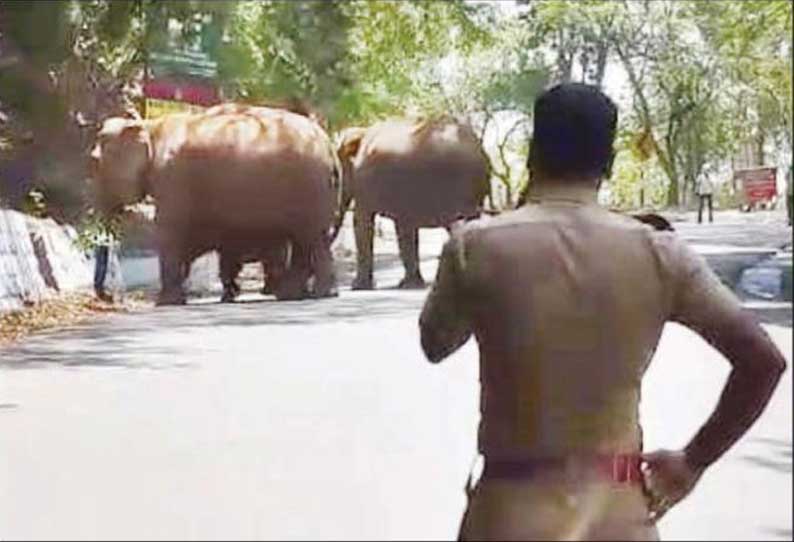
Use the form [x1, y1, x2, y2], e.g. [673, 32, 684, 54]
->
[398, 275, 426, 289]
[351, 276, 375, 291]
[273, 282, 310, 301]
[274, 289, 308, 301]
[156, 290, 187, 306]
[221, 281, 240, 302]
[311, 285, 339, 299]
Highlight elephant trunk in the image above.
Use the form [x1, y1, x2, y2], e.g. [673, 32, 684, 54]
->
[329, 126, 366, 243]
[329, 185, 353, 244]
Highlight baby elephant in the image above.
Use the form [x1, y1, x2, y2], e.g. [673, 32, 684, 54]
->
[219, 243, 291, 302]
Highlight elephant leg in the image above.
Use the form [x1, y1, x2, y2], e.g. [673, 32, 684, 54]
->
[445, 218, 466, 235]
[261, 243, 288, 295]
[219, 250, 242, 303]
[352, 207, 375, 290]
[157, 244, 187, 306]
[396, 221, 425, 289]
[273, 242, 311, 301]
[261, 258, 274, 296]
[310, 234, 338, 299]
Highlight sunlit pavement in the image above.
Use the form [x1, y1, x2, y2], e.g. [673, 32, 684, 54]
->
[0, 212, 790, 540]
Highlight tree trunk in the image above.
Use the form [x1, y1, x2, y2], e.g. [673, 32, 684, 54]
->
[666, 172, 679, 207]
[593, 42, 609, 88]
[614, 42, 680, 208]
[556, 29, 574, 84]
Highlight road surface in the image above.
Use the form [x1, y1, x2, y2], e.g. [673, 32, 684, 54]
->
[1, 210, 791, 540]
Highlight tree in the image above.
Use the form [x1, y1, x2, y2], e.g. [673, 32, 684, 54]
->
[694, 0, 792, 165]
[518, 0, 618, 88]
[5, 0, 786, 219]
[0, 0, 234, 217]
[609, 0, 791, 207]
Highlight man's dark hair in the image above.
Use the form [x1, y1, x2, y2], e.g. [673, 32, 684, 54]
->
[527, 83, 618, 181]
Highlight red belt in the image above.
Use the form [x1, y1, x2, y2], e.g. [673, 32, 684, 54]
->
[482, 454, 644, 485]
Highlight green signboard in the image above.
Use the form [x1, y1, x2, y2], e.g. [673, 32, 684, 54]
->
[147, 11, 221, 81]
[149, 50, 217, 79]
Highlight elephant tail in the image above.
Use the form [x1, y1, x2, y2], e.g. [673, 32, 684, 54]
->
[328, 144, 347, 243]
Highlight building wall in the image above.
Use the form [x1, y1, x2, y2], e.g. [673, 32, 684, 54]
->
[0, 210, 93, 313]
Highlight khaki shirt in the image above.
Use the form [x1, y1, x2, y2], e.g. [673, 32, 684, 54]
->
[420, 184, 741, 462]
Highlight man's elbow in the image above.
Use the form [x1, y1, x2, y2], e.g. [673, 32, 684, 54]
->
[739, 344, 787, 387]
[715, 314, 787, 381]
[750, 329, 787, 379]
[767, 353, 787, 379]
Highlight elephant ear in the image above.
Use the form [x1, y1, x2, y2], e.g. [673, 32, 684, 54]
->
[336, 127, 366, 165]
[91, 117, 152, 213]
[630, 212, 675, 231]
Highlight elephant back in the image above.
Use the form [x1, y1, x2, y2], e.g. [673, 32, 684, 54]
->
[352, 118, 489, 225]
[147, 106, 337, 236]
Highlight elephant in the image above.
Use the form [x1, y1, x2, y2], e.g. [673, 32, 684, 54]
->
[218, 242, 291, 302]
[333, 118, 491, 290]
[203, 103, 338, 302]
[90, 104, 340, 305]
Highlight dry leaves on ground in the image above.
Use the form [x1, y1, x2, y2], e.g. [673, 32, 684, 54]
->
[0, 293, 151, 347]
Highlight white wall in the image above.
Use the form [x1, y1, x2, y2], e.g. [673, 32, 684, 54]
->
[0, 210, 93, 313]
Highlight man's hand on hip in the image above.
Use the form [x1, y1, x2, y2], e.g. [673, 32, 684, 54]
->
[641, 449, 704, 524]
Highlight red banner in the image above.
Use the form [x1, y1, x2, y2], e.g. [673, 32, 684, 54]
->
[143, 79, 219, 107]
[735, 167, 777, 203]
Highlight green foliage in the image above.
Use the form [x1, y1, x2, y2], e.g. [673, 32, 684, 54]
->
[219, 1, 498, 128]
[73, 211, 123, 252]
[2, 0, 791, 217]
[602, 0, 791, 207]
[219, 1, 355, 126]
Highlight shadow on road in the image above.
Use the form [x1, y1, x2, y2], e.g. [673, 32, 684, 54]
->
[0, 287, 427, 371]
[172, 290, 426, 328]
[763, 527, 793, 541]
[0, 232, 435, 371]
[0, 323, 198, 371]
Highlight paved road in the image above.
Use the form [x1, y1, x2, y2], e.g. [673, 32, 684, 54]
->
[670, 208, 791, 251]
[1, 211, 791, 540]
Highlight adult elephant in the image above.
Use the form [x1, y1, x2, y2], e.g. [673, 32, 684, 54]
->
[202, 103, 336, 303]
[90, 105, 339, 305]
[333, 118, 490, 290]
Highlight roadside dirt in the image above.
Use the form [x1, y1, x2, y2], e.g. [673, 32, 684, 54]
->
[0, 292, 151, 347]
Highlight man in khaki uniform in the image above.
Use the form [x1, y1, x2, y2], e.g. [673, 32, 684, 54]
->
[420, 84, 786, 541]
